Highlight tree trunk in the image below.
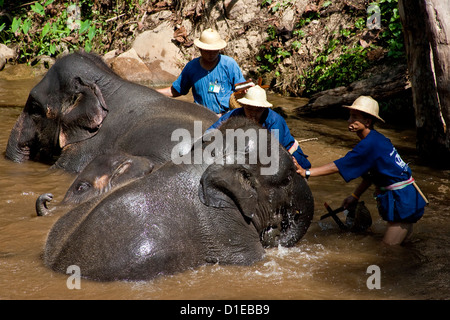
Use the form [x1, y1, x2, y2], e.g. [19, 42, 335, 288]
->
[398, 0, 450, 166]
[425, 0, 450, 158]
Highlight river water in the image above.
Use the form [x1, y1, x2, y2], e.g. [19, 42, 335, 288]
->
[0, 65, 448, 300]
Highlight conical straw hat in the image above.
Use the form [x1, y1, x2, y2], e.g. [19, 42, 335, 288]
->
[194, 28, 227, 50]
[343, 96, 384, 122]
[237, 85, 273, 108]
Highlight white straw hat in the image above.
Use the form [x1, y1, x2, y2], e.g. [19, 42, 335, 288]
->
[194, 28, 227, 50]
[343, 95, 384, 122]
[237, 85, 273, 108]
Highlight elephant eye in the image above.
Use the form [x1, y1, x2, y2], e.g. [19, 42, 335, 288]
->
[280, 175, 292, 186]
[238, 169, 255, 189]
[75, 181, 91, 193]
[28, 99, 45, 117]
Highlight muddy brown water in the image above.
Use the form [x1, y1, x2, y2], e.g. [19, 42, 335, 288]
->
[0, 70, 449, 300]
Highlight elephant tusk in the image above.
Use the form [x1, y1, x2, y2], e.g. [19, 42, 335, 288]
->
[36, 193, 54, 216]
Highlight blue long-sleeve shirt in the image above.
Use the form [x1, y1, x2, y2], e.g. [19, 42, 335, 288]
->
[207, 108, 311, 169]
[334, 130, 426, 222]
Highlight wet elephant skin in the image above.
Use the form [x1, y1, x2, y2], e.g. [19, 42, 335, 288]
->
[5, 51, 217, 173]
[43, 117, 314, 281]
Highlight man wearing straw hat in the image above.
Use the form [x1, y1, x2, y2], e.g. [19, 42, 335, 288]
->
[157, 28, 246, 115]
[208, 85, 311, 169]
[294, 96, 427, 245]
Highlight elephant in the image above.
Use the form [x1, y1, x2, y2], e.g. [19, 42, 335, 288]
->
[5, 51, 217, 173]
[36, 151, 155, 216]
[43, 117, 314, 281]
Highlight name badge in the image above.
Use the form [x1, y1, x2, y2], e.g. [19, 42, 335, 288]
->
[208, 81, 221, 93]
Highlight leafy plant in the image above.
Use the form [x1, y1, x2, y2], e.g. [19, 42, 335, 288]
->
[377, 0, 405, 59]
[322, 1, 332, 8]
[261, 0, 293, 13]
[256, 25, 292, 75]
[2, 1, 100, 62]
[31, 1, 47, 16]
[302, 42, 372, 95]
[297, 0, 405, 95]
[256, 4, 323, 77]
[1, 0, 146, 64]
[354, 17, 366, 30]
[255, 0, 406, 94]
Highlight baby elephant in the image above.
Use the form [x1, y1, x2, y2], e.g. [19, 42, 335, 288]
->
[36, 152, 154, 216]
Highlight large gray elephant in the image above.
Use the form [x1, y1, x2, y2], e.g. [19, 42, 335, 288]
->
[44, 117, 314, 281]
[6, 52, 217, 173]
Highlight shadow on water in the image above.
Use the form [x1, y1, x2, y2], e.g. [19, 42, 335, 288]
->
[0, 66, 448, 300]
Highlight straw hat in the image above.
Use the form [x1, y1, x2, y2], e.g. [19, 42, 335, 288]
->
[237, 85, 273, 108]
[343, 96, 384, 122]
[194, 28, 227, 50]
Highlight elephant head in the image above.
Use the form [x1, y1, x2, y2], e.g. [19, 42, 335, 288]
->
[197, 117, 314, 247]
[5, 52, 111, 164]
[35, 152, 154, 216]
[62, 152, 154, 205]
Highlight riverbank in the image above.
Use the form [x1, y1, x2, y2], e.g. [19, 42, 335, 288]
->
[1, 1, 409, 112]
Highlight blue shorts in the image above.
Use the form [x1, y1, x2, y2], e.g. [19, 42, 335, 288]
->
[375, 184, 426, 223]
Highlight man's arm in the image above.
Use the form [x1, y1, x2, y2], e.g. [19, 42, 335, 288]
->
[293, 159, 339, 178]
[341, 178, 372, 209]
[156, 86, 181, 98]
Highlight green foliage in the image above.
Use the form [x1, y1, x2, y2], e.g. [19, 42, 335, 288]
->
[1, 1, 99, 62]
[256, 0, 406, 96]
[1, 0, 144, 64]
[301, 41, 372, 95]
[322, 1, 332, 8]
[261, 0, 293, 13]
[256, 4, 321, 76]
[377, 0, 405, 59]
[299, 0, 405, 95]
[256, 25, 292, 75]
[256, 9, 320, 76]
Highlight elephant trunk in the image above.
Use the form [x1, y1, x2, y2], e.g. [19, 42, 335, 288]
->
[261, 179, 314, 248]
[261, 208, 313, 247]
[5, 140, 30, 163]
[6, 113, 33, 163]
[36, 193, 54, 216]
[278, 208, 313, 247]
[279, 186, 315, 247]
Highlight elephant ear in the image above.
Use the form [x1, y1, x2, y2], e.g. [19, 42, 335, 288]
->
[59, 77, 108, 148]
[198, 164, 258, 220]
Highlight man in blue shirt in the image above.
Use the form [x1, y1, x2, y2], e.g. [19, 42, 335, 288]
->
[208, 85, 311, 169]
[157, 28, 245, 114]
[294, 96, 427, 245]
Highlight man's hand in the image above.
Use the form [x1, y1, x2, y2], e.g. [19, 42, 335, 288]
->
[292, 157, 306, 177]
[341, 195, 358, 210]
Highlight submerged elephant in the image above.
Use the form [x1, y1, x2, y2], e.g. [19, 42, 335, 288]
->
[36, 152, 154, 216]
[44, 117, 314, 281]
[6, 51, 217, 173]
